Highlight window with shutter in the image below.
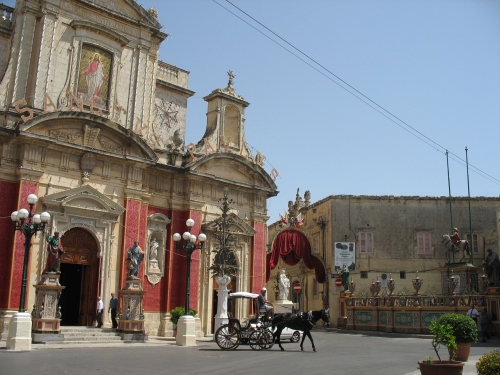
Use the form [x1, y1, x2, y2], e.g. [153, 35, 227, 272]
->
[417, 232, 432, 254]
[360, 232, 373, 253]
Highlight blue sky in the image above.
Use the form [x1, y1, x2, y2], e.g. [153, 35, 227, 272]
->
[144, 0, 500, 221]
[7, 0, 500, 222]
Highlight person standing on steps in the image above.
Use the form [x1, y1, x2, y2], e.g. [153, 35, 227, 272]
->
[96, 296, 103, 328]
[108, 292, 119, 329]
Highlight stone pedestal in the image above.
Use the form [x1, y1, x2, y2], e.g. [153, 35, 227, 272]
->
[213, 275, 231, 331]
[6, 312, 32, 351]
[31, 273, 65, 342]
[176, 315, 196, 346]
[274, 300, 293, 314]
[117, 279, 147, 342]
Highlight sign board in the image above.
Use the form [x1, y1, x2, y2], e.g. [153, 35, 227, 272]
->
[293, 282, 302, 293]
[334, 242, 356, 273]
[335, 278, 343, 287]
[331, 273, 340, 278]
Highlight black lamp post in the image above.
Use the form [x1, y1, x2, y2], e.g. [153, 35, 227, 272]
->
[173, 218, 206, 316]
[10, 194, 50, 312]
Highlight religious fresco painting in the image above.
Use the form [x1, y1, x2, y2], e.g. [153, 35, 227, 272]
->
[77, 44, 112, 109]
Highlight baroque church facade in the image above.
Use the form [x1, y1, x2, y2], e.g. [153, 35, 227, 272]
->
[0, 0, 278, 338]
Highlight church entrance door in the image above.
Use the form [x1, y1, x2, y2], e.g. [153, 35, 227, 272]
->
[59, 228, 100, 326]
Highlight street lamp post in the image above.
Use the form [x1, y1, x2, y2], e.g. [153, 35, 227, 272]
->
[7, 194, 50, 351]
[172, 218, 206, 346]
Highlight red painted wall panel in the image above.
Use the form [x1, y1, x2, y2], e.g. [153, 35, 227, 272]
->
[189, 210, 202, 312]
[120, 199, 141, 288]
[168, 210, 190, 311]
[0, 181, 19, 308]
[9, 181, 37, 310]
[252, 222, 266, 294]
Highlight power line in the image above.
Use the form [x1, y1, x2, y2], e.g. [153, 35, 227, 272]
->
[213, 0, 500, 187]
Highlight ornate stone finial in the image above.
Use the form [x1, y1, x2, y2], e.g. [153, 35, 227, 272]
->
[304, 190, 311, 206]
[148, 7, 158, 19]
[227, 70, 235, 87]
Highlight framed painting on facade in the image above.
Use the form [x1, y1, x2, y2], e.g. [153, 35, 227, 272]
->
[77, 44, 112, 110]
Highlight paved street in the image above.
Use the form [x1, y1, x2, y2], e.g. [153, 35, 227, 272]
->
[0, 330, 497, 375]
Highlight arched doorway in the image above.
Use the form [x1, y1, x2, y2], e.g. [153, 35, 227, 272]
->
[59, 228, 100, 326]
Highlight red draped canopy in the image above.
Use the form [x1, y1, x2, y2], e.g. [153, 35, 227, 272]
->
[266, 230, 326, 283]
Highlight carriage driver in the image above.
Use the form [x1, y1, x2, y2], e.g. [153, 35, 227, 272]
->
[258, 287, 274, 321]
[450, 228, 461, 250]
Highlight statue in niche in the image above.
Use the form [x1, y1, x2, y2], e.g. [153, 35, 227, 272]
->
[149, 238, 159, 270]
[278, 269, 290, 301]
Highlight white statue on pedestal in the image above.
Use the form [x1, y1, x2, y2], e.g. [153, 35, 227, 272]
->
[214, 275, 232, 330]
[278, 269, 290, 301]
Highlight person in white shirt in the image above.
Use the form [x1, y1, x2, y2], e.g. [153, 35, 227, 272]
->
[466, 304, 480, 324]
[96, 296, 104, 328]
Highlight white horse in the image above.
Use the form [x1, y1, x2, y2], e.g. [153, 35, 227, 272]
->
[442, 234, 470, 263]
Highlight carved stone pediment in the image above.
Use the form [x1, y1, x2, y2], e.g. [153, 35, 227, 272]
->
[19, 113, 157, 162]
[42, 185, 125, 216]
[202, 213, 256, 237]
[192, 154, 276, 192]
[68, 0, 162, 31]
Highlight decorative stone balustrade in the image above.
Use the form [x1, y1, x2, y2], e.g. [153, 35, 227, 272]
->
[157, 61, 189, 89]
[0, 4, 13, 31]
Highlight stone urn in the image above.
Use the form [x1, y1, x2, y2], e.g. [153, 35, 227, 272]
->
[418, 360, 464, 375]
[412, 271, 424, 295]
[387, 273, 395, 296]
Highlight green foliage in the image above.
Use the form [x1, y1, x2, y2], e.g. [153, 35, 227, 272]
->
[437, 313, 478, 343]
[429, 320, 457, 361]
[169, 306, 196, 325]
[476, 349, 500, 375]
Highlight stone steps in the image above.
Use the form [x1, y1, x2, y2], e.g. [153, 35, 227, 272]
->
[37, 327, 123, 345]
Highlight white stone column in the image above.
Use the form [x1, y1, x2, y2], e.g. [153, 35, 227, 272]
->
[213, 275, 231, 331]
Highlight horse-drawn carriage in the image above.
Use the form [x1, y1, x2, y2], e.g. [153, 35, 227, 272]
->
[214, 292, 274, 350]
[214, 291, 331, 352]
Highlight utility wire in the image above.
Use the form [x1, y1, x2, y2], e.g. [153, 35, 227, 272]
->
[213, 0, 500, 186]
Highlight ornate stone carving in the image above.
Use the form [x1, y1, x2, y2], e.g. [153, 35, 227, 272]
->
[84, 125, 100, 147]
[98, 136, 123, 153]
[49, 129, 82, 143]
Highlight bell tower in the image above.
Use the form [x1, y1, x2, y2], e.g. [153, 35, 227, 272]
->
[198, 71, 252, 158]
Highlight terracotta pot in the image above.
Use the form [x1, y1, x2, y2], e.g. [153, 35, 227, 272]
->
[418, 360, 464, 375]
[454, 342, 471, 362]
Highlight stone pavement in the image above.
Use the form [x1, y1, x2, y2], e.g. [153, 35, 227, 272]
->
[1, 328, 496, 375]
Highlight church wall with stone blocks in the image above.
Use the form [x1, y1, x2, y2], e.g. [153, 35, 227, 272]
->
[0, 0, 278, 338]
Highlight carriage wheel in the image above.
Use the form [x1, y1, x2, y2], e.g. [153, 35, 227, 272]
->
[259, 329, 274, 350]
[249, 331, 264, 350]
[215, 324, 240, 350]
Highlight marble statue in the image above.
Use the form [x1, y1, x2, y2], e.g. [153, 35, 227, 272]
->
[149, 238, 159, 269]
[278, 269, 290, 301]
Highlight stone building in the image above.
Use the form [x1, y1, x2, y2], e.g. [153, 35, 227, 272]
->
[267, 190, 500, 324]
[0, 0, 278, 339]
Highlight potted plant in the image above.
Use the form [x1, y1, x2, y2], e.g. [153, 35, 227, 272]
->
[169, 307, 196, 336]
[437, 313, 478, 361]
[418, 320, 464, 375]
[476, 349, 500, 375]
